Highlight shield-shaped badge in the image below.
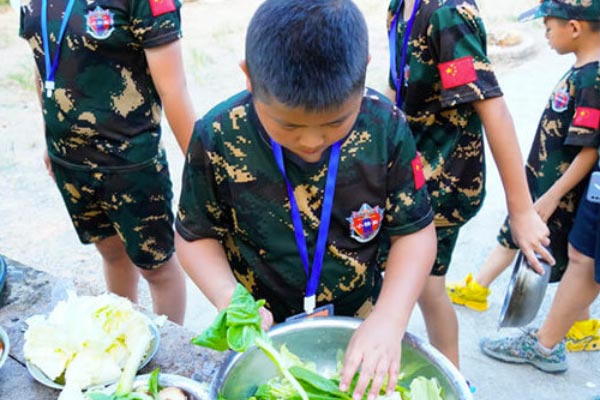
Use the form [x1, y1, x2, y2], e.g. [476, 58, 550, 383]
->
[347, 204, 384, 243]
[551, 86, 570, 113]
[86, 6, 115, 40]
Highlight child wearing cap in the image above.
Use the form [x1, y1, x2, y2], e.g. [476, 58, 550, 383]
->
[448, 0, 600, 354]
[386, 0, 555, 369]
[480, 0, 600, 373]
[175, 0, 437, 398]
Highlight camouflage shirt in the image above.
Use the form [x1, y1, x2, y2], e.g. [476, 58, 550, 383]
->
[176, 89, 434, 322]
[499, 61, 600, 280]
[19, 0, 181, 167]
[388, 0, 502, 227]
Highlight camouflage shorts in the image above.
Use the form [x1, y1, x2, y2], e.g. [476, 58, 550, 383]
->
[431, 226, 461, 276]
[50, 152, 175, 269]
[497, 216, 569, 283]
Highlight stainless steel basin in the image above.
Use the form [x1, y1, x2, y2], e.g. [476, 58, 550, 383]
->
[210, 316, 472, 399]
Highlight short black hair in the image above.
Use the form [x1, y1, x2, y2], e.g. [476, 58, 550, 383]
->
[245, 0, 369, 112]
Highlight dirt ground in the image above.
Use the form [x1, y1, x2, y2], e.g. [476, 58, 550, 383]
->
[0, 0, 547, 330]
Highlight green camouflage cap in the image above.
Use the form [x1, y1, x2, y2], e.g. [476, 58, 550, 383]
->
[519, 0, 600, 22]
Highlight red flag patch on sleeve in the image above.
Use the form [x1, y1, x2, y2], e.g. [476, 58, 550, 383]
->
[573, 107, 600, 130]
[411, 153, 426, 191]
[438, 56, 477, 90]
[149, 0, 176, 17]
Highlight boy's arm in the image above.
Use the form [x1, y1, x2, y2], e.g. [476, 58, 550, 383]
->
[174, 233, 238, 311]
[339, 222, 436, 399]
[175, 233, 275, 329]
[535, 147, 598, 222]
[473, 96, 555, 272]
[145, 40, 196, 154]
[32, 68, 54, 180]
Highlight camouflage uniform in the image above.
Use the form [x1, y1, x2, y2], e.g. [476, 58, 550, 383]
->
[498, 63, 600, 282]
[176, 89, 434, 322]
[19, 0, 181, 268]
[388, 0, 502, 275]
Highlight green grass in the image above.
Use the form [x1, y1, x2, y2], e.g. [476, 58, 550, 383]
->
[6, 63, 36, 92]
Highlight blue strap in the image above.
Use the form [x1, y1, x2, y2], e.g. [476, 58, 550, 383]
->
[41, 0, 76, 97]
[388, 0, 421, 107]
[270, 139, 341, 312]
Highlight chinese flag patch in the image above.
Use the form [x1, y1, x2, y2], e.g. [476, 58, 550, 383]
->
[411, 153, 426, 190]
[149, 0, 176, 17]
[573, 107, 600, 130]
[438, 56, 477, 90]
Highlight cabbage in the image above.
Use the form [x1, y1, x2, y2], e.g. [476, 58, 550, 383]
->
[24, 292, 153, 397]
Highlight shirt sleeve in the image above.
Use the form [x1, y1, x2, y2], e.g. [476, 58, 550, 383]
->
[428, 4, 502, 108]
[383, 109, 434, 236]
[564, 67, 600, 148]
[129, 0, 182, 48]
[175, 119, 229, 242]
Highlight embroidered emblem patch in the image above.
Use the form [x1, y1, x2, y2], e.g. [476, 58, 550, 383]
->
[149, 0, 177, 17]
[86, 6, 114, 40]
[347, 204, 384, 243]
[551, 86, 570, 113]
[438, 56, 477, 89]
[573, 107, 600, 130]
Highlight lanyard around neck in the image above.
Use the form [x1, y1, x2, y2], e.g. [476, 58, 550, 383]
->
[388, 0, 421, 108]
[41, 0, 76, 98]
[270, 138, 341, 314]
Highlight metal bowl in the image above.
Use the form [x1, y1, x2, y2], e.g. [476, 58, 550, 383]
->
[0, 255, 7, 296]
[498, 251, 551, 328]
[0, 325, 9, 369]
[210, 316, 472, 400]
[99, 373, 209, 399]
[26, 317, 160, 389]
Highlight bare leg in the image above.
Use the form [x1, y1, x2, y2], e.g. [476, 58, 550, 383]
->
[537, 245, 600, 348]
[475, 245, 518, 288]
[419, 275, 460, 368]
[139, 255, 186, 325]
[96, 235, 140, 303]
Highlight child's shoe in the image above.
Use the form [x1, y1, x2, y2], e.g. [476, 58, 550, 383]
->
[446, 273, 490, 311]
[565, 319, 600, 352]
[480, 328, 568, 373]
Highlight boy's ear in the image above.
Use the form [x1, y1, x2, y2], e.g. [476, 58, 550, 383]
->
[367, 53, 372, 66]
[239, 60, 253, 93]
[569, 19, 582, 38]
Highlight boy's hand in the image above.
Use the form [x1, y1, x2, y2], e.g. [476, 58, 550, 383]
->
[510, 208, 555, 273]
[533, 192, 560, 223]
[339, 312, 402, 400]
[258, 306, 274, 331]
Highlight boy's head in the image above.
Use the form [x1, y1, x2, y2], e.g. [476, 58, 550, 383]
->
[244, 0, 369, 112]
[519, 0, 600, 23]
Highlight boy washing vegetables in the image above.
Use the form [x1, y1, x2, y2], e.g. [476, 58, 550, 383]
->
[175, 0, 437, 399]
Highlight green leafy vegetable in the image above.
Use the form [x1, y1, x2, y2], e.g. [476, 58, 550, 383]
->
[192, 284, 266, 352]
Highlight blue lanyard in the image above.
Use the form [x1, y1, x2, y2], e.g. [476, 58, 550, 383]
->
[388, 0, 421, 107]
[41, 0, 76, 98]
[270, 138, 341, 314]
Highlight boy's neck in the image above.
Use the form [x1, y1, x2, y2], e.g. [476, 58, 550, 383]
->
[402, 0, 416, 20]
[573, 34, 600, 68]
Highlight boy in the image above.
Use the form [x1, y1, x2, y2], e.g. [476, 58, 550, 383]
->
[386, 0, 555, 369]
[175, 0, 437, 398]
[19, 0, 195, 323]
[448, 0, 600, 353]
[480, 0, 600, 373]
